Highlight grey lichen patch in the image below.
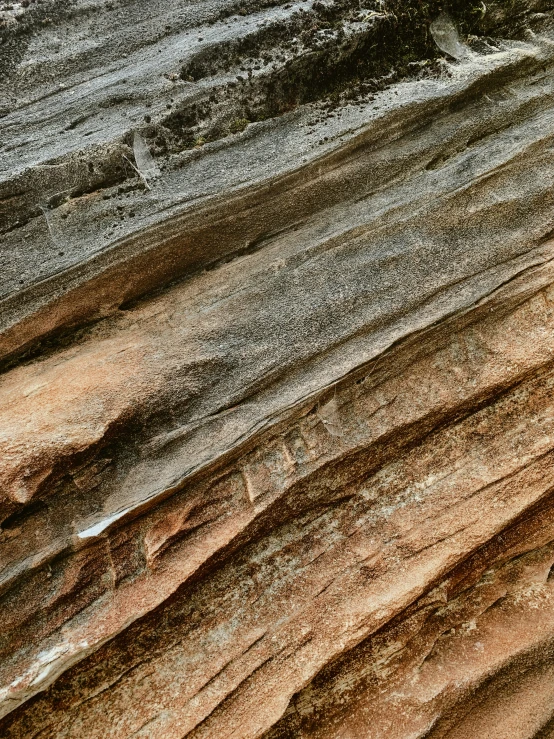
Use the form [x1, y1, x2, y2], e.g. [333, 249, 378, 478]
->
[0, 143, 130, 235]
[0, 0, 73, 91]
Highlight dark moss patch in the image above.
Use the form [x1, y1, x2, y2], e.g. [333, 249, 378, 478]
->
[151, 0, 548, 159]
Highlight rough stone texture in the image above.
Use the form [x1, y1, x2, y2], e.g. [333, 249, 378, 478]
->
[3, 0, 554, 736]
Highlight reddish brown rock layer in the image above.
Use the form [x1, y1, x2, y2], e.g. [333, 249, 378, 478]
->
[1, 260, 554, 736]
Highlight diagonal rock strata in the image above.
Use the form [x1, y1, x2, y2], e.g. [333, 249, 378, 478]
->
[3, 0, 554, 736]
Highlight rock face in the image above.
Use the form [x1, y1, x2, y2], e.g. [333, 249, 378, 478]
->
[2, 0, 554, 736]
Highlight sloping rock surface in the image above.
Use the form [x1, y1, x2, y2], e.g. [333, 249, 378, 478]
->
[2, 0, 554, 736]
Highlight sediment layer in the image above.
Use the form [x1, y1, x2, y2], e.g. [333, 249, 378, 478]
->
[2, 0, 554, 736]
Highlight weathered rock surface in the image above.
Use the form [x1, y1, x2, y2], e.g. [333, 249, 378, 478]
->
[2, 0, 554, 736]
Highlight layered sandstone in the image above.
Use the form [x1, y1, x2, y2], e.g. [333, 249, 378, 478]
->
[2, 0, 554, 736]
